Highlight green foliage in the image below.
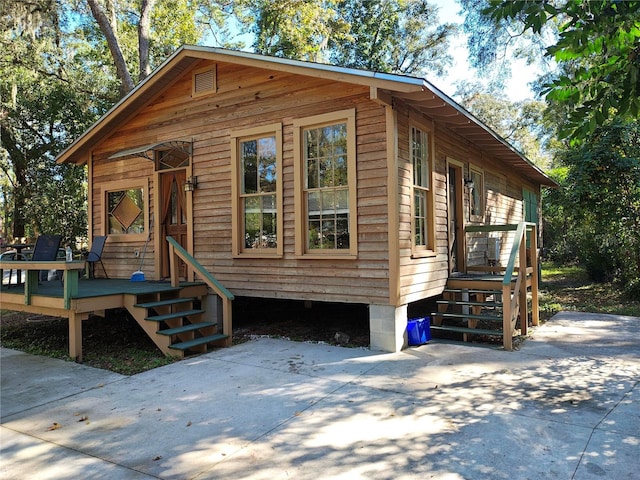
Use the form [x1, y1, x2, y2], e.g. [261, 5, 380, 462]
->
[544, 120, 640, 296]
[483, 0, 640, 142]
[330, 0, 457, 76]
[243, 0, 457, 76]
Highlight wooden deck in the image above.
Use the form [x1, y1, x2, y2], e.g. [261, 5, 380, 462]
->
[1, 276, 209, 362]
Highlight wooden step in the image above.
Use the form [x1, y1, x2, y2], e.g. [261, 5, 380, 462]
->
[145, 309, 205, 322]
[437, 300, 502, 307]
[432, 312, 503, 322]
[169, 333, 229, 351]
[157, 321, 217, 336]
[134, 298, 194, 309]
[444, 288, 502, 295]
[430, 325, 504, 337]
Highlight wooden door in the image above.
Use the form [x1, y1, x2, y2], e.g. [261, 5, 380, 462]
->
[448, 164, 464, 273]
[160, 170, 187, 278]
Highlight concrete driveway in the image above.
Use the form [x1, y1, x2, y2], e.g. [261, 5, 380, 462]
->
[1, 311, 639, 479]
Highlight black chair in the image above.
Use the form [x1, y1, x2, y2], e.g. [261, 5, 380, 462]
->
[86, 235, 108, 278]
[30, 235, 63, 282]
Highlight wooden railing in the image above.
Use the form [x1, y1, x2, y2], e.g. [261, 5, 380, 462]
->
[465, 222, 539, 350]
[0, 260, 85, 309]
[166, 236, 234, 346]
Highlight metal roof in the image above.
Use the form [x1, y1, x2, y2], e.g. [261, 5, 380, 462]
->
[55, 45, 555, 186]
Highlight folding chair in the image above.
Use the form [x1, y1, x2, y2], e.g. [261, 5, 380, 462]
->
[30, 235, 63, 282]
[86, 235, 108, 278]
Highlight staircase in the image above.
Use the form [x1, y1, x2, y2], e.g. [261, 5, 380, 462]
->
[431, 278, 510, 345]
[124, 285, 229, 358]
[430, 222, 540, 351]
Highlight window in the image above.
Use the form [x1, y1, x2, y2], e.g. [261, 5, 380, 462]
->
[411, 125, 433, 252]
[101, 179, 148, 241]
[231, 124, 282, 256]
[469, 167, 484, 220]
[294, 110, 357, 257]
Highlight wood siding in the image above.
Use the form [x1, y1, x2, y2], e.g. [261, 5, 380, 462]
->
[89, 58, 542, 308]
[91, 61, 391, 305]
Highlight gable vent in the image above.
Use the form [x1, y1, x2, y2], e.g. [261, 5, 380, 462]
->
[192, 66, 216, 96]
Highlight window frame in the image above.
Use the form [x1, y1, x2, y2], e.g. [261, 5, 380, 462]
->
[100, 178, 149, 242]
[409, 121, 435, 257]
[293, 109, 357, 258]
[230, 123, 283, 258]
[469, 166, 485, 221]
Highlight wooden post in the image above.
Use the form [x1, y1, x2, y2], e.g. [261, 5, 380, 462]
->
[502, 284, 512, 351]
[530, 225, 540, 326]
[68, 311, 89, 362]
[519, 232, 528, 337]
[63, 268, 80, 309]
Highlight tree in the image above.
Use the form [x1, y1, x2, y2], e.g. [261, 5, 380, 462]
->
[456, 84, 551, 167]
[1, 0, 95, 242]
[243, 0, 457, 76]
[544, 120, 640, 295]
[479, 0, 640, 142]
[330, 0, 457, 76]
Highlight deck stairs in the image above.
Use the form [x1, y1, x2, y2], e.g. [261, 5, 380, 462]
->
[431, 277, 511, 344]
[124, 284, 228, 358]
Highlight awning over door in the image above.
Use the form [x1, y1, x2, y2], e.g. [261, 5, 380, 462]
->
[108, 140, 191, 161]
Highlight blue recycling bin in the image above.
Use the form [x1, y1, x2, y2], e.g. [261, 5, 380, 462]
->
[407, 317, 430, 346]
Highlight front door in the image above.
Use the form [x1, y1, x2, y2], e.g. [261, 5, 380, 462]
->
[160, 170, 187, 278]
[448, 164, 464, 273]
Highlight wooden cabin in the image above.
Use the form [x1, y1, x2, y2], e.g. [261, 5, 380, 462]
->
[49, 46, 555, 355]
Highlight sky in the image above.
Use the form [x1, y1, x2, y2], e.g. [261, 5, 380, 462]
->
[429, 0, 539, 102]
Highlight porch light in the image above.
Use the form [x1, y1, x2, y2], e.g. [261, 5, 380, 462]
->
[464, 178, 475, 189]
[184, 175, 198, 192]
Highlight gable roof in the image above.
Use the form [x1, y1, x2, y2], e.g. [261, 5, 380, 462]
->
[56, 45, 556, 187]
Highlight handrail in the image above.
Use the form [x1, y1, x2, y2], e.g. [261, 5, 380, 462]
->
[463, 222, 539, 350]
[165, 236, 234, 300]
[166, 236, 233, 346]
[503, 222, 528, 287]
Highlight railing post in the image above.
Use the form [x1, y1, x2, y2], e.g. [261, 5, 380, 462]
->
[168, 242, 179, 287]
[502, 284, 512, 351]
[530, 224, 540, 326]
[519, 228, 528, 337]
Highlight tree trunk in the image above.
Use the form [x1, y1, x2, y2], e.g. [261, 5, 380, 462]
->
[87, 0, 135, 97]
[138, 0, 156, 82]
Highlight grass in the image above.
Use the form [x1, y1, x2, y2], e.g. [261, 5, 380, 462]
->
[1, 263, 638, 374]
[539, 263, 640, 320]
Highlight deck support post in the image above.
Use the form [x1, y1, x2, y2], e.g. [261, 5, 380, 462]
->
[369, 304, 407, 352]
[68, 311, 89, 362]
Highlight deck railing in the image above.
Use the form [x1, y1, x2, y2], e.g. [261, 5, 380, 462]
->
[166, 236, 234, 346]
[464, 222, 539, 350]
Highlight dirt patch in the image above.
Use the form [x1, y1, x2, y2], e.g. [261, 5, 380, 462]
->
[232, 297, 370, 348]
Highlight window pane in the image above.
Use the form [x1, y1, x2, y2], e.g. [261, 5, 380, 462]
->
[414, 189, 427, 246]
[108, 188, 144, 234]
[303, 121, 350, 251]
[258, 137, 276, 193]
[242, 140, 258, 194]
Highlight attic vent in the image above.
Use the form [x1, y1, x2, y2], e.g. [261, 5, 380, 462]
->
[192, 66, 216, 96]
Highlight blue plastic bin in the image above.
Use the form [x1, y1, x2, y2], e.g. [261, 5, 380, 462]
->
[407, 317, 430, 346]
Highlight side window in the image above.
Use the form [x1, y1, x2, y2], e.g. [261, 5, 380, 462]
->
[469, 167, 484, 220]
[411, 125, 433, 253]
[101, 179, 148, 241]
[294, 110, 357, 257]
[231, 124, 283, 257]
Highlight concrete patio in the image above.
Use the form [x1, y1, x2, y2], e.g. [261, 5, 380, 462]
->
[1, 311, 638, 479]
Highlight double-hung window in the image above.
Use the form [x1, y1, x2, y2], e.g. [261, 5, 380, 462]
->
[231, 124, 283, 256]
[294, 110, 357, 257]
[411, 125, 433, 253]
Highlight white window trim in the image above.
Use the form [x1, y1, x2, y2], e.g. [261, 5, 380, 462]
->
[293, 109, 357, 259]
[230, 123, 283, 258]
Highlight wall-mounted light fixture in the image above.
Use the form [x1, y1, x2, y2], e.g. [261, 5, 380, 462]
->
[464, 178, 475, 189]
[184, 175, 198, 192]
